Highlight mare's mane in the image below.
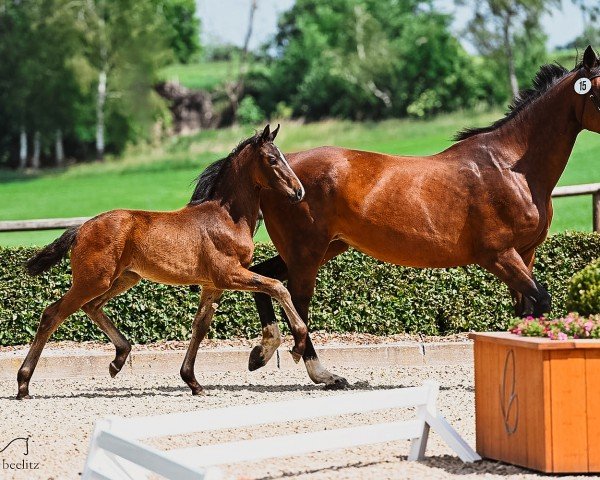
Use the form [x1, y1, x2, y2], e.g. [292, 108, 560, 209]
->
[454, 60, 600, 141]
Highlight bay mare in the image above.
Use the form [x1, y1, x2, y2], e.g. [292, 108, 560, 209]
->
[18, 125, 307, 398]
[248, 46, 600, 388]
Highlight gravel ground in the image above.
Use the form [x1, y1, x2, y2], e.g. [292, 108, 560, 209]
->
[0, 332, 470, 354]
[0, 362, 591, 480]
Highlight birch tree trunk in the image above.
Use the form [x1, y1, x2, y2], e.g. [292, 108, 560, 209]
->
[19, 127, 27, 170]
[226, 0, 257, 123]
[31, 131, 41, 169]
[502, 15, 519, 98]
[96, 70, 107, 160]
[55, 129, 64, 166]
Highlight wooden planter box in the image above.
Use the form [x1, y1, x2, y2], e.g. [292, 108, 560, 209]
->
[470, 332, 600, 473]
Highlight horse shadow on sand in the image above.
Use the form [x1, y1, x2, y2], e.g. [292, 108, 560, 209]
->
[2, 380, 473, 400]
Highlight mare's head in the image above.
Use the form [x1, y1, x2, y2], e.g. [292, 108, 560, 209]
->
[246, 124, 305, 203]
[577, 45, 600, 134]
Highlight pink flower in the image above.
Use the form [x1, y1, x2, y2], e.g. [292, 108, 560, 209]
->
[585, 321, 593, 332]
[557, 332, 568, 341]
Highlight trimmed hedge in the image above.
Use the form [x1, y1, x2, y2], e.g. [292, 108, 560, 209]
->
[567, 257, 600, 315]
[1, 232, 599, 346]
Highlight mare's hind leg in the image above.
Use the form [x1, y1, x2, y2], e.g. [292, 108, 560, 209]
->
[17, 282, 111, 399]
[509, 249, 537, 317]
[180, 288, 222, 395]
[82, 271, 141, 378]
[483, 248, 550, 318]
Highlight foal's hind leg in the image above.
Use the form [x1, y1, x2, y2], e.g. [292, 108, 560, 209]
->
[82, 272, 141, 377]
[17, 283, 110, 399]
[180, 288, 222, 395]
[483, 248, 551, 318]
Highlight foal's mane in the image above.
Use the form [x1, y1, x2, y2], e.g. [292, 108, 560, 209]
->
[189, 132, 262, 204]
[454, 60, 596, 141]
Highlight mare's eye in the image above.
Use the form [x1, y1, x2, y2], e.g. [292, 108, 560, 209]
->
[268, 156, 277, 165]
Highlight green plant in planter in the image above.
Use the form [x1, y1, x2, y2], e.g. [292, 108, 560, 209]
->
[509, 313, 600, 339]
[567, 258, 600, 316]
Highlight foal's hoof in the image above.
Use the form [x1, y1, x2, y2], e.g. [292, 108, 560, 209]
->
[191, 386, 206, 396]
[290, 349, 302, 364]
[109, 362, 121, 378]
[323, 376, 350, 390]
[248, 346, 266, 371]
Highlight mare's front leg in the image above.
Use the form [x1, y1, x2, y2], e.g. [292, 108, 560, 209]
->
[180, 288, 222, 395]
[248, 256, 287, 370]
[216, 267, 307, 362]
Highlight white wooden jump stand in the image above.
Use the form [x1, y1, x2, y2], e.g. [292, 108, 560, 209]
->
[82, 380, 480, 479]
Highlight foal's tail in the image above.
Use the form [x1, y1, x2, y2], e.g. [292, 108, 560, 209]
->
[25, 226, 79, 276]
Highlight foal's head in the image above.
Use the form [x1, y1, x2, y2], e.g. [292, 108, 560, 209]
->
[247, 124, 305, 203]
[190, 124, 305, 205]
[577, 45, 600, 133]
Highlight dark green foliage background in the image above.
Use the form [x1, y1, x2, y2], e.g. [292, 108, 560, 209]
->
[567, 257, 600, 315]
[0, 232, 598, 346]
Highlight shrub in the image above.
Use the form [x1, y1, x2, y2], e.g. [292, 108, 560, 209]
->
[0, 232, 598, 346]
[566, 257, 600, 315]
[236, 96, 265, 126]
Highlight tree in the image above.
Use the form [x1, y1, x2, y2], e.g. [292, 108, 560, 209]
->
[0, 0, 197, 168]
[0, 0, 82, 169]
[160, 0, 201, 63]
[250, 0, 485, 120]
[458, 0, 558, 98]
[75, 0, 173, 159]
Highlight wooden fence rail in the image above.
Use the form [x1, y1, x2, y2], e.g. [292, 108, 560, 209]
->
[1, 183, 599, 233]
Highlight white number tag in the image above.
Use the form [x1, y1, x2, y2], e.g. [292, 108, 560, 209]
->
[575, 78, 592, 95]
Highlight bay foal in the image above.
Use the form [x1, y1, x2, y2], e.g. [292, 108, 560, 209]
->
[18, 125, 307, 399]
[249, 46, 600, 387]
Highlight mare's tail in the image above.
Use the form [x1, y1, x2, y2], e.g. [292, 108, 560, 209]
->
[25, 226, 79, 276]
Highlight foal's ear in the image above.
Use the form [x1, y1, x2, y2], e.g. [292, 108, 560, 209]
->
[260, 124, 271, 142]
[583, 45, 598, 70]
[270, 124, 280, 141]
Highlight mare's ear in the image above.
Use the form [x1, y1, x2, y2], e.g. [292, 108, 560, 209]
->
[260, 124, 271, 142]
[583, 45, 598, 70]
[270, 124, 280, 141]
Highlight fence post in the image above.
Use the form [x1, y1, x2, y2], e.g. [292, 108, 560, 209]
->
[594, 191, 600, 233]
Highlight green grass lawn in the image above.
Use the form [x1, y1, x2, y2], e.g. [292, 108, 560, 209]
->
[159, 61, 236, 90]
[1, 109, 599, 247]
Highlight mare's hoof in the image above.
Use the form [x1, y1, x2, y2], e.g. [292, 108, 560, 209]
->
[323, 376, 350, 390]
[248, 346, 266, 371]
[16, 393, 31, 400]
[290, 349, 302, 364]
[109, 362, 121, 378]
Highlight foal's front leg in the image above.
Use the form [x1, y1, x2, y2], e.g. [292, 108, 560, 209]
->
[180, 288, 222, 395]
[217, 268, 307, 362]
